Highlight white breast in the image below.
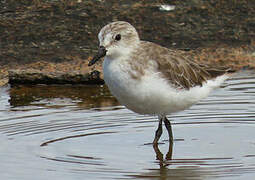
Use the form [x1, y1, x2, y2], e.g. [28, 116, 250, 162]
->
[103, 57, 139, 107]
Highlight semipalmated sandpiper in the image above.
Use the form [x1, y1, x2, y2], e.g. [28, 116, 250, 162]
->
[89, 21, 235, 145]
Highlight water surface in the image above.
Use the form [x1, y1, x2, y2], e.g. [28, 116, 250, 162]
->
[0, 71, 255, 180]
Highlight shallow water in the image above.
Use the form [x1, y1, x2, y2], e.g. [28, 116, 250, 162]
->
[0, 71, 255, 180]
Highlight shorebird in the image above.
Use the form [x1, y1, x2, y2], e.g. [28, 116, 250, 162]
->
[89, 21, 234, 145]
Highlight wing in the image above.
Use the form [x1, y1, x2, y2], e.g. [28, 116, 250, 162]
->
[140, 42, 234, 90]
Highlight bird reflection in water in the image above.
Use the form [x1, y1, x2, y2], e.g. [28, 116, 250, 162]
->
[153, 141, 173, 168]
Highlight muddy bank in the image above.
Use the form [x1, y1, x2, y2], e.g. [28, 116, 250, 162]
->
[7, 44, 255, 86]
[0, 0, 255, 86]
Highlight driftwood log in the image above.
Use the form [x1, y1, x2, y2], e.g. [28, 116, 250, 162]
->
[8, 69, 104, 85]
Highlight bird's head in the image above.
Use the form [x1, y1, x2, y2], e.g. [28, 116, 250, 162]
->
[89, 21, 140, 66]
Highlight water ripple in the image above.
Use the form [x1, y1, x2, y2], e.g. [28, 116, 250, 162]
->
[0, 71, 255, 180]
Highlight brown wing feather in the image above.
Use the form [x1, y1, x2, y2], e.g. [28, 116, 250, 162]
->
[158, 52, 234, 89]
[139, 42, 234, 90]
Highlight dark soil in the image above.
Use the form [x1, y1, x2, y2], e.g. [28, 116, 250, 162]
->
[1, 0, 254, 65]
[0, 0, 254, 86]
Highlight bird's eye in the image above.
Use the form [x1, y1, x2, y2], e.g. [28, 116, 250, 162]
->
[115, 34, 121, 41]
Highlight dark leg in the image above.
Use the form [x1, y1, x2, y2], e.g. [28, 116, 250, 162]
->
[153, 143, 164, 168]
[163, 116, 173, 145]
[153, 117, 163, 144]
[153, 140, 173, 163]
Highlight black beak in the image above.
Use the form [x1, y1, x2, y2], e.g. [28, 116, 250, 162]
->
[88, 46, 107, 66]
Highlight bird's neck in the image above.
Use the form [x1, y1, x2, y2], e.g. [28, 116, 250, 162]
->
[107, 44, 139, 61]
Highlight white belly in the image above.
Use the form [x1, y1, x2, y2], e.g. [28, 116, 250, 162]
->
[103, 58, 228, 115]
